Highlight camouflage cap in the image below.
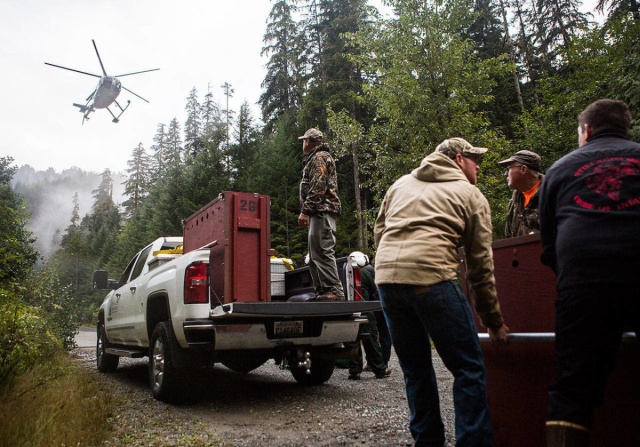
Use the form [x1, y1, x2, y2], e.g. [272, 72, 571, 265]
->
[436, 137, 488, 158]
[298, 128, 324, 141]
[498, 150, 541, 171]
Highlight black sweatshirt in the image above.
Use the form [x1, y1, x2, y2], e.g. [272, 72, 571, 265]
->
[539, 133, 640, 291]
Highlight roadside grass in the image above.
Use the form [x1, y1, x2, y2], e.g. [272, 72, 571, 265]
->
[0, 351, 117, 447]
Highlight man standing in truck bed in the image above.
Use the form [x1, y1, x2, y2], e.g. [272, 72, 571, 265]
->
[297, 128, 345, 301]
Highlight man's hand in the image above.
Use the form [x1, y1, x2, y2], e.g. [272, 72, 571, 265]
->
[298, 213, 310, 228]
[488, 324, 509, 346]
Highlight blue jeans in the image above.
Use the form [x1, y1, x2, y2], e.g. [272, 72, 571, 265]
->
[378, 281, 493, 447]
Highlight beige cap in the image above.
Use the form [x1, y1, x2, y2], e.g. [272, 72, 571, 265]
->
[436, 137, 488, 158]
[298, 128, 323, 141]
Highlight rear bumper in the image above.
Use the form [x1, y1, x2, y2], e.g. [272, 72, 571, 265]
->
[184, 317, 366, 350]
[183, 301, 378, 350]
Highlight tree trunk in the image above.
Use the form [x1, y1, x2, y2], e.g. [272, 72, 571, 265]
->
[498, 0, 525, 111]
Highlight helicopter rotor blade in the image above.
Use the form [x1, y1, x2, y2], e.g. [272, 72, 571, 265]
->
[122, 86, 150, 103]
[115, 68, 160, 77]
[44, 62, 101, 78]
[92, 39, 108, 76]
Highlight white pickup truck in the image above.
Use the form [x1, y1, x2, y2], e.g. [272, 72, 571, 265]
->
[94, 192, 379, 403]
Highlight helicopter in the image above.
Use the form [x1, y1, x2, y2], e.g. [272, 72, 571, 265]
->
[45, 40, 159, 124]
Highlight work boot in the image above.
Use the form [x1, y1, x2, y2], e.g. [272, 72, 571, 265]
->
[348, 372, 361, 380]
[546, 422, 590, 447]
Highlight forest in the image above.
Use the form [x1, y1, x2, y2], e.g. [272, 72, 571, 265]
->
[2, 0, 639, 392]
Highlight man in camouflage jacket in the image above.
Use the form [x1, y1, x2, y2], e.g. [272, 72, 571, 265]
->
[498, 150, 544, 238]
[297, 128, 344, 300]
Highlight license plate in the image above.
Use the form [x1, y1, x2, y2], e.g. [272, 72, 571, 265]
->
[274, 320, 303, 337]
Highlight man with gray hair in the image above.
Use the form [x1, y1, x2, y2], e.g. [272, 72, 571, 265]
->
[498, 149, 544, 237]
[375, 137, 509, 446]
[298, 128, 344, 301]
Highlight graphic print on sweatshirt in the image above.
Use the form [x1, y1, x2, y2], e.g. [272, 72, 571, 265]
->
[573, 156, 640, 211]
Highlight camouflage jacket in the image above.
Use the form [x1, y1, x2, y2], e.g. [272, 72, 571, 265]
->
[300, 143, 342, 216]
[504, 175, 544, 238]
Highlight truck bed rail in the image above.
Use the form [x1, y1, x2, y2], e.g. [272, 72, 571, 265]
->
[478, 332, 637, 343]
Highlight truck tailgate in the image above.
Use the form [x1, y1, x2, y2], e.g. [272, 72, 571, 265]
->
[209, 301, 381, 318]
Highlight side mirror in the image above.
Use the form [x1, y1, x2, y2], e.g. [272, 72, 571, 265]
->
[93, 270, 117, 290]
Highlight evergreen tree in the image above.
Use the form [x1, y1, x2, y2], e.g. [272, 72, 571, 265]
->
[122, 142, 152, 218]
[260, 0, 306, 133]
[245, 116, 306, 262]
[182, 139, 231, 212]
[184, 87, 202, 156]
[0, 157, 38, 286]
[532, 0, 590, 68]
[298, 0, 373, 130]
[88, 169, 121, 267]
[165, 118, 183, 169]
[201, 86, 224, 145]
[221, 82, 236, 172]
[597, 0, 639, 19]
[511, 0, 543, 106]
[150, 123, 168, 179]
[231, 100, 261, 191]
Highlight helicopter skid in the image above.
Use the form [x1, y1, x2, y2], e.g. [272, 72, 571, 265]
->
[107, 99, 130, 123]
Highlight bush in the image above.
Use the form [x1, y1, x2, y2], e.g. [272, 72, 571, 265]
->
[0, 267, 80, 393]
[0, 289, 61, 393]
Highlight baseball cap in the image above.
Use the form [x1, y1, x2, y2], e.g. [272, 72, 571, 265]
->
[436, 137, 488, 158]
[498, 150, 541, 171]
[298, 128, 323, 140]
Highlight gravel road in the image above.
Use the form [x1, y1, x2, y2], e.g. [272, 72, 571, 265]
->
[71, 346, 455, 446]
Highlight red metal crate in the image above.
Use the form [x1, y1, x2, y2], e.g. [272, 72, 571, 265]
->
[183, 191, 271, 304]
[460, 234, 640, 447]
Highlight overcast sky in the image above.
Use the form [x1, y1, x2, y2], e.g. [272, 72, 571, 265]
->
[1, 0, 600, 175]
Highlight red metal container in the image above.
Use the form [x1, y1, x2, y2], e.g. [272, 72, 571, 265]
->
[460, 234, 640, 446]
[183, 191, 271, 304]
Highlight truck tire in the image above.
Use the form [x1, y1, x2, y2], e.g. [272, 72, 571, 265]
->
[96, 324, 119, 373]
[149, 321, 183, 403]
[290, 356, 335, 386]
[221, 353, 270, 374]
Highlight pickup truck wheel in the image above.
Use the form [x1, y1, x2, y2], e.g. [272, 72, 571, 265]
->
[290, 356, 335, 386]
[221, 354, 269, 374]
[96, 325, 119, 372]
[149, 322, 182, 403]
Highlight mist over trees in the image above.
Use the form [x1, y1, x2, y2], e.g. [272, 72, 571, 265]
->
[4, 0, 639, 362]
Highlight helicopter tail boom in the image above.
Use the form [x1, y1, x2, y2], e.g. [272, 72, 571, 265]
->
[73, 103, 93, 113]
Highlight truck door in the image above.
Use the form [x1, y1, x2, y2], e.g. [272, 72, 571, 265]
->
[126, 244, 153, 345]
[106, 252, 139, 343]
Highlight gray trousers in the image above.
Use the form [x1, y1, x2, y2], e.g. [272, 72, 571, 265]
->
[308, 213, 344, 297]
